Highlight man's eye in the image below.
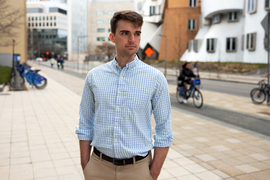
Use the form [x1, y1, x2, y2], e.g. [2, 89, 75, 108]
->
[122, 32, 128, 35]
[135, 33, 141, 36]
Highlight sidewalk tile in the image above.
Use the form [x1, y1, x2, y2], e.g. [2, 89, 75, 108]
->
[176, 174, 200, 180]
[195, 171, 222, 180]
[212, 169, 230, 178]
[183, 163, 207, 173]
[234, 164, 260, 173]
[195, 154, 217, 162]
[248, 153, 270, 161]
[166, 166, 190, 177]
[0, 173, 8, 180]
[163, 159, 179, 168]
[211, 145, 231, 151]
[157, 169, 173, 179]
[10, 157, 31, 165]
[225, 138, 242, 144]
[34, 168, 57, 179]
[173, 157, 196, 166]
[32, 161, 54, 170]
[233, 174, 257, 180]
[9, 170, 33, 180]
[177, 144, 195, 150]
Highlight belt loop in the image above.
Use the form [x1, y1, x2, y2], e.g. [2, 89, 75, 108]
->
[133, 157, 135, 165]
[100, 153, 103, 161]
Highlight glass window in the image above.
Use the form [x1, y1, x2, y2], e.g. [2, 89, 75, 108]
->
[207, 38, 216, 52]
[32, 23, 34, 26]
[246, 33, 256, 51]
[47, 22, 49, 26]
[97, 28, 106, 32]
[108, 28, 111, 32]
[43, 16, 45, 20]
[228, 12, 238, 21]
[54, 22, 56, 26]
[39, 16, 41, 20]
[97, 11, 105, 15]
[213, 15, 220, 24]
[36, 23, 38, 26]
[32, 17, 34, 21]
[43, 22, 45, 26]
[248, 0, 257, 13]
[193, 39, 198, 52]
[97, 19, 105, 24]
[39, 23, 41, 26]
[54, 16, 56, 20]
[189, 0, 197, 7]
[265, 0, 270, 10]
[47, 16, 49, 20]
[28, 17, 30, 21]
[188, 19, 195, 30]
[50, 16, 52, 20]
[97, 37, 105, 41]
[150, 6, 155, 15]
[108, 37, 111, 41]
[50, 22, 52, 26]
[35, 17, 37, 20]
[108, 10, 116, 15]
[28, 23, 30, 27]
[226, 37, 237, 51]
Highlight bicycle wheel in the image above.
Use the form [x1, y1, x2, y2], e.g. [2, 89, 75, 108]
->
[35, 79, 47, 89]
[176, 89, 184, 104]
[250, 88, 257, 97]
[251, 88, 266, 104]
[10, 75, 25, 88]
[193, 88, 203, 108]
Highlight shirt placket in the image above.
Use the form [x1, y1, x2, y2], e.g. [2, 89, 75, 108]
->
[113, 66, 127, 158]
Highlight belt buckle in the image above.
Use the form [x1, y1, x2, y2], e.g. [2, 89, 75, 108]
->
[113, 159, 126, 166]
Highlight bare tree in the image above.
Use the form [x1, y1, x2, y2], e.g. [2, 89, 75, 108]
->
[0, 0, 25, 46]
[96, 42, 115, 60]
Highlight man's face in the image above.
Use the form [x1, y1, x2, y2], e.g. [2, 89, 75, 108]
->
[186, 63, 190, 69]
[109, 20, 141, 58]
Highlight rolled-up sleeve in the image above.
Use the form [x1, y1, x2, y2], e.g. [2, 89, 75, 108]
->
[75, 73, 95, 140]
[152, 73, 173, 147]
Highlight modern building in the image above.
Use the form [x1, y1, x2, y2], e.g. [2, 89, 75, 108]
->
[159, 0, 201, 61]
[87, 0, 134, 61]
[0, 0, 27, 66]
[134, 0, 165, 60]
[181, 0, 269, 63]
[26, 0, 68, 59]
[68, 0, 88, 62]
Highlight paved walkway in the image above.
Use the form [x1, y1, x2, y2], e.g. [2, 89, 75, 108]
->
[0, 62, 270, 180]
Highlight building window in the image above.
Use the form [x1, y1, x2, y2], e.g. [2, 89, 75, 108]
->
[50, 16, 52, 20]
[28, 23, 30, 27]
[226, 37, 237, 52]
[32, 17, 34, 20]
[213, 15, 220, 24]
[150, 6, 155, 15]
[189, 0, 197, 7]
[97, 10, 105, 15]
[47, 16, 49, 20]
[207, 38, 216, 52]
[36, 23, 38, 26]
[108, 10, 116, 15]
[97, 28, 106, 32]
[108, 28, 111, 32]
[39, 23, 41, 26]
[97, 19, 105, 24]
[43, 22, 45, 26]
[193, 39, 198, 52]
[39, 16, 41, 20]
[54, 22, 56, 26]
[97, 37, 105, 41]
[50, 22, 52, 26]
[248, 0, 257, 14]
[246, 33, 256, 51]
[228, 12, 238, 22]
[188, 19, 196, 30]
[54, 16, 56, 20]
[43, 16, 45, 20]
[265, 0, 270, 10]
[28, 17, 30, 21]
[35, 17, 37, 20]
[47, 23, 49, 26]
[108, 37, 111, 41]
[32, 23, 34, 26]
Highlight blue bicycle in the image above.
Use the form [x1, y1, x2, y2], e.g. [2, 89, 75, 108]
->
[10, 63, 47, 89]
[176, 78, 203, 108]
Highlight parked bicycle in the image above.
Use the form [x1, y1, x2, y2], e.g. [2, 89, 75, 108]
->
[176, 78, 203, 108]
[10, 63, 47, 89]
[250, 79, 269, 104]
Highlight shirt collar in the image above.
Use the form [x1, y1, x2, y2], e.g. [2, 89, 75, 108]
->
[112, 55, 139, 70]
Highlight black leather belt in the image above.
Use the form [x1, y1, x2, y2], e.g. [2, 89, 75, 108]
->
[94, 147, 148, 166]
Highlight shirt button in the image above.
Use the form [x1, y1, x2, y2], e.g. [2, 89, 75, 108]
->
[116, 154, 118, 156]
[118, 91, 121, 93]
[115, 139, 117, 141]
[120, 76, 123, 78]
[116, 106, 119, 109]
[115, 122, 118, 125]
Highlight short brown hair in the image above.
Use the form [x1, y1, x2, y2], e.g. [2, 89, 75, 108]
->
[110, 10, 143, 34]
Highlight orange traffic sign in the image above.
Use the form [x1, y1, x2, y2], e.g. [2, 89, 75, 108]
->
[145, 47, 153, 57]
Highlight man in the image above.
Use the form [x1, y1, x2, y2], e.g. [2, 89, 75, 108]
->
[76, 10, 173, 180]
[178, 62, 197, 103]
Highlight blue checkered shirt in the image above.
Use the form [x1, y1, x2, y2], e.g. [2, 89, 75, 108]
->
[76, 56, 173, 159]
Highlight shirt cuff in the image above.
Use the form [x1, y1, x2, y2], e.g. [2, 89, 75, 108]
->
[153, 134, 173, 147]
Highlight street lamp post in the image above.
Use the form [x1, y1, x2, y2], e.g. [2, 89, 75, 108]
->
[159, 35, 167, 77]
[77, 35, 88, 71]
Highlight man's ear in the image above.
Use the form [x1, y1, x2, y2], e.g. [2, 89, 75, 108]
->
[109, 33, 115, 43]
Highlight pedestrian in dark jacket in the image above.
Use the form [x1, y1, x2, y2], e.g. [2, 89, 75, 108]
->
[178, 62, 197, 103]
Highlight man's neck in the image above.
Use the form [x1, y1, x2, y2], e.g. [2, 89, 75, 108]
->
[115, 54, 136, 69]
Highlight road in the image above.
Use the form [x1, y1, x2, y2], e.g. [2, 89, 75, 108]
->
[166, 75, 255, 98]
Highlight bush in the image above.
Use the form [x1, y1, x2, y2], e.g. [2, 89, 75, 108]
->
[0, 66, 12, 84]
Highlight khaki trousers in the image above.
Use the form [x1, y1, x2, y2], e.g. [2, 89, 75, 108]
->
[83, 152, 153, 180]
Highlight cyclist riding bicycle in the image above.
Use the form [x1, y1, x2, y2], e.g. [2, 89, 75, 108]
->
[178, 62, 199, 103]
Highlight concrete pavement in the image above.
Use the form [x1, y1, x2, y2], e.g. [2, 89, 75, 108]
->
[0, 62, 270, 180]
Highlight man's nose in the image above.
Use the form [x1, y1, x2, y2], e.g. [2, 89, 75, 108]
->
[128, 34, 135, 43]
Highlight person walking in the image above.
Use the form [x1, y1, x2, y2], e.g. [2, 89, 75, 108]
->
[76, 10, 173, 180]
[50, 58, 55, 68]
